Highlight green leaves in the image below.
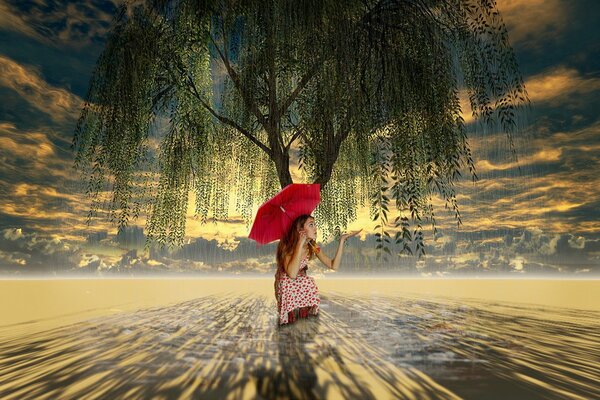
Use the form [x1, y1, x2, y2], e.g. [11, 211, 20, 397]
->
[73, 0, 529, 258]
[369, 134, 392, 263]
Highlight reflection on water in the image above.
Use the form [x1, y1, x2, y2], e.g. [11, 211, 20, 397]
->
[0, 291, 598, 399]
[325, 292, 600, 400]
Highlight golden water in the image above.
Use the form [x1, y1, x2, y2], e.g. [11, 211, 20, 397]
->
[0, 278, 598, 399]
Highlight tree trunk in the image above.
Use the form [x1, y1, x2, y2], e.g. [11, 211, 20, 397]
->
[271, 139, 293, 188]
[276, 152, 294, 188]
[313, 124, 345, 190]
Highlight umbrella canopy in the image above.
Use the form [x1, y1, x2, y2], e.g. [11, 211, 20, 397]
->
[248, 183, 321, 245]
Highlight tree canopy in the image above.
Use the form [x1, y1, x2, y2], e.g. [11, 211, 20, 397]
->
[72, 0, 530, 261]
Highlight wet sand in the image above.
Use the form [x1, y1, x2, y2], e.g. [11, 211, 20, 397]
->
[0, 278, 598, 399]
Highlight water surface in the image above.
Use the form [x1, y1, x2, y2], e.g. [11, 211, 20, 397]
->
[0, 278, 598, 399]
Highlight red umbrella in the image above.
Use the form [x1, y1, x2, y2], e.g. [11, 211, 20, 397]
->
[248, 183, 321, 245]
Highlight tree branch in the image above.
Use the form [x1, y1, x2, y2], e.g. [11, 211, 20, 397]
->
[185, 73, 273, 157]
[276, 1, 390, 121]
[299, 129, 317, 152]
[265, 16, 285, 152]
[278, 58, 324, 118]
[283, 113, 306, 151]
[334, 111, 354, 148]
[412, 0, 454, 33]
[285, 128, 304, 151]
[209, 33, 269, 129]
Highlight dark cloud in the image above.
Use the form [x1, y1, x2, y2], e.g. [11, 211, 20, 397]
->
[86, 231, 108, 245]
[116, 226, 146, 248]
[504, 0, 600, 76]
[0, 223, 598, 276]
[0, 29, 103, 102]
[0, 0, 118, 47]
[0, 228, 81, 274]
[0, 87, 57, 128]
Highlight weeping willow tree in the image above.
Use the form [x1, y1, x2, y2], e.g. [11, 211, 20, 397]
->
[72, 0, 530, 261]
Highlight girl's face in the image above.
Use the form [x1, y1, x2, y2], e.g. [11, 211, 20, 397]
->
[300, 218, 317, 241]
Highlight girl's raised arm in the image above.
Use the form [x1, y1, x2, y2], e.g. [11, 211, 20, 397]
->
[316, 229, 362, 271]
[315, 247, 334, 270]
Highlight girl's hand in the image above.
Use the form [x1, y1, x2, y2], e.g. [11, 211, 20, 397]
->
[340, 229, 362, 241]
[299, 230, 308, 245]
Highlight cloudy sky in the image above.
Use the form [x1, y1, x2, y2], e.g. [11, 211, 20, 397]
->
[0, 0, 598, 276]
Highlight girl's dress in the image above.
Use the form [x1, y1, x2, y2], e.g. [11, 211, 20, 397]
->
[274, 254, 320, 325]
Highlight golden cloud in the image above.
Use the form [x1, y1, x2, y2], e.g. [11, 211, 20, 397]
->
[0, 179, 115, 234]
[0, 56, 82, 122]
[0, 131, 55, 159]
[475, 148, 562, 172]
[467, 120, 600, 176]
[0, 123, 76, 181]
[448, 167, 600, 235]
[459, 66, 600, 125]
[3, 122, 594, 250]
[0, 123, 122, 240]
[458, 90, 475, 124]
[526, 66, 600, 105]
[496, 0, 567, 46]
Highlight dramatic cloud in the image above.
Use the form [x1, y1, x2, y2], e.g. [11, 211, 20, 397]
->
[497, 0, 568, 48]
[414, 226, 599, 275]
[0, 123, 104, 239]
[115, 226, 146, 248]
[0, 1, 40, 40]
[0, 55, 82, 122]
[0, 0, 118, 48]
[525, 66, 600, 106]
[0, 123, 72, 177]
[0, 223, 597, 276]
[0, 228, 81, 274]
[458, 65, 600, 126]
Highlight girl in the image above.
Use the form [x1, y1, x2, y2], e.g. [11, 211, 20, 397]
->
[274, 214, 362, 325]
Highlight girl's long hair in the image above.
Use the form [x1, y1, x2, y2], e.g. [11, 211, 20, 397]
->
[276, 214, 317, 270]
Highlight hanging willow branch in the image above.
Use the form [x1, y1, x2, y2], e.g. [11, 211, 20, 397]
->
[72, 0, 530, 257]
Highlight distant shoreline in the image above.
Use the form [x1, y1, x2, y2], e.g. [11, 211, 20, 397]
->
[1, 278, 598, 334]
[1, 274, 599, 280]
